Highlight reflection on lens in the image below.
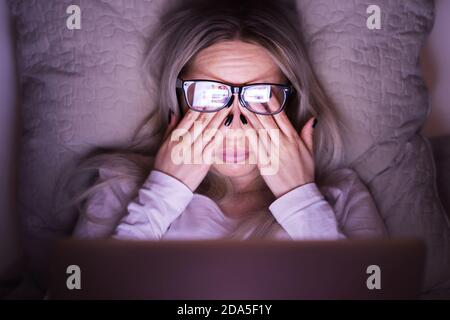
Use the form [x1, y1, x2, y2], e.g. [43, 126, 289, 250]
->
[186, 81, 230, 111]
[182, 81, 289, 114]
[242, 85, 284, 114]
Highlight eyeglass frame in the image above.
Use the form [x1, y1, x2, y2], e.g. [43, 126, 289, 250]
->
[176, 78, 294, 116]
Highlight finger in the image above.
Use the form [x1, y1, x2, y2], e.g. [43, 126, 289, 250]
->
[193, 107, 232, 145]
[245, 88, 294, 138]
[240, 110, 272, 156]
[255, 92, 296, 137]
[255, 112, 281, 137]
[246, 128, 271, 168]
[170, 110, 212, 147]
[246, 85, 282, 117]
[163, 110, 178, 141]
[174, 108, 202, 132]
[241, 107, 280, 145]
[241, 118, 273, 168]
[190, 108, 232, 164]
[202, 129, 221, 165]
[272, 110, 298, 138]
[299, 117, 315, 156]
[190, 111, 216, 142]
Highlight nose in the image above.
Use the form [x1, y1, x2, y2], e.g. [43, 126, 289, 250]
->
[220, 93, 250, 153]
[225, 93, 248, 129]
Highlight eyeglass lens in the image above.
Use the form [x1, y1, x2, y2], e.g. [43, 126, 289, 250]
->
[183, 81, 286, 114]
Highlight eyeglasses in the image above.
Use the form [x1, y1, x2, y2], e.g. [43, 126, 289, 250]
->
[176, 78, 293, 115]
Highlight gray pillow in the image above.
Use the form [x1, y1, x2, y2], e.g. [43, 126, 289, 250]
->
[296, 0, 450, 292]
[8, 0, 163, 292]
[8, 0, 450, 294]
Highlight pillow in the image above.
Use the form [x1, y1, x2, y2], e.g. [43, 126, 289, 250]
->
[8, 0, 450, 294]
[8, 0, 164, 293]
[296, 0, 450, 292]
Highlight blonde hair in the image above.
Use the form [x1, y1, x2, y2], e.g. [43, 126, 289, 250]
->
[60, 0, 344, 239]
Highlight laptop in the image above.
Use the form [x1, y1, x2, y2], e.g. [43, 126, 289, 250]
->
[47, 238, 425, 299]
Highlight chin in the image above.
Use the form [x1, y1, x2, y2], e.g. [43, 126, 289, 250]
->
[211, 162, 258, 177]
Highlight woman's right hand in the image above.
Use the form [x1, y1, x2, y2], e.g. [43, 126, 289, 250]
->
[153, 107, 231, 192]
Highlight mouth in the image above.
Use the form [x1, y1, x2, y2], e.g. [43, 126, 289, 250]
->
[219, 148, 249, 163]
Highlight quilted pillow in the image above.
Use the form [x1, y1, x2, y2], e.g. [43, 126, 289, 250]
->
[8, 0, 450, 294]
[8, 0, 163, 293]
[296, 0, 450, 292]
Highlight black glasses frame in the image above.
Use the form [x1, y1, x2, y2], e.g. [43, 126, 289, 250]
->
[176, 78, 294, 115]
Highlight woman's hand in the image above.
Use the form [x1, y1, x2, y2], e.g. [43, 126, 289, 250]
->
[153, 107, 231, 192]
[241, 107, 316, 199]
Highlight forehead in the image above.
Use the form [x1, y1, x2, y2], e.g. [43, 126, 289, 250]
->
[183, 40, 285, 85]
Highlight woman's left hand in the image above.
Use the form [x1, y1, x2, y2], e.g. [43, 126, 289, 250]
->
[241, 107, 316, 199]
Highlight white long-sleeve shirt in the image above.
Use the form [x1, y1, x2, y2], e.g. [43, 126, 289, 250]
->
[72, 167, 388, 240]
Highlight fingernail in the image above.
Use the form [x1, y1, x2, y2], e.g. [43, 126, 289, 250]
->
[224, 114, 234, 127]
[312, 118, 318, 128]
[240, 114, 248, 125]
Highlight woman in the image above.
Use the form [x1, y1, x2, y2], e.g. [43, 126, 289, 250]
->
[70, 0, 387, 240]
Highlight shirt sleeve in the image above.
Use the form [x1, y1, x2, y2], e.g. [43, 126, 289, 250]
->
[269, 182, 346, 240]
[268, 168, 388, 240]
[112, 170, 194, 240]
[72, 166, 136, 239]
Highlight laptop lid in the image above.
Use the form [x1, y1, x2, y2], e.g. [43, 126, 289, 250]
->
[47, 238, 425, 299]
